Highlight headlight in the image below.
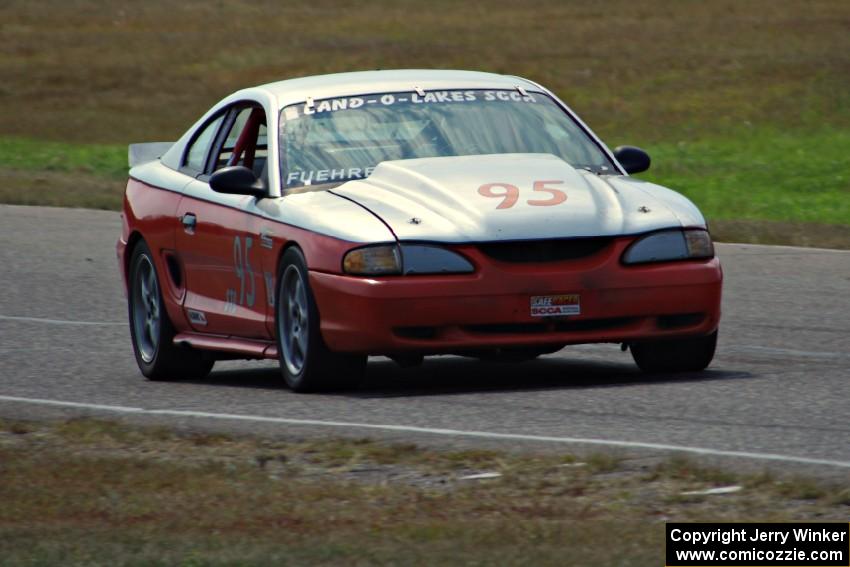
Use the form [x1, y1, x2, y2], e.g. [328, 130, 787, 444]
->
[343, 245, 401, 275]
[622, 229, 714, 265]
[342, 244, 474, 275]
[400, 244, 474, 275]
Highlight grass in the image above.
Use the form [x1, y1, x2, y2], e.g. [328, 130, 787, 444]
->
[1, 418, 847, 566]
[0, 138, 126, 209]
[644, 128, 850, 226]
[4, 0, 849, 144]
[0, 0, 848, 245]
[0, 138, 127, 180]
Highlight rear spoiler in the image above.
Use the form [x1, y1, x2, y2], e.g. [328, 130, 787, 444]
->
[128, 142, 173, 168]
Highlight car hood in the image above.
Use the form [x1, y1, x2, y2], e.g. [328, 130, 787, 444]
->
[331, 154, 705, 242]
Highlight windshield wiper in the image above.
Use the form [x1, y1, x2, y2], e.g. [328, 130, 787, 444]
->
[575, 164, 608, 175]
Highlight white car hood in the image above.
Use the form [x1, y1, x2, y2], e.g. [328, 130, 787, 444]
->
[331, 153, 705, 242]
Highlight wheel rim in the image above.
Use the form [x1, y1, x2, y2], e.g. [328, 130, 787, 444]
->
[132, 254, 161, 363]
[278, 265, 309, 376]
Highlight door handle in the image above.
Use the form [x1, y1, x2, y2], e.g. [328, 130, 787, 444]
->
[181, 213, 197, 233]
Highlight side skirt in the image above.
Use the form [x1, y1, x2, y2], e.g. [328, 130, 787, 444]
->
[173, 332, 278, 360]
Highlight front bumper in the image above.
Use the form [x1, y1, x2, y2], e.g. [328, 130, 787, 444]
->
[309, 239, 722, 354]
[116, 236, 129, 297]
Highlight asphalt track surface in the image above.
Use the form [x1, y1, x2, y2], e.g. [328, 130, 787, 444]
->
[1, 205, 848, 477]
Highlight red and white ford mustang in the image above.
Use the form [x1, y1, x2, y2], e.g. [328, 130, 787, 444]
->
[118, 70, 722, 391]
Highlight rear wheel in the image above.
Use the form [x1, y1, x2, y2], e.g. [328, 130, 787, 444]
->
[128, 241, 214, 381]
[630, 331, 717, 373]
[275, 247, 366, 392]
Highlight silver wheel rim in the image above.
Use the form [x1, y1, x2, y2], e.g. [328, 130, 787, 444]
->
[279, 265, 309, 376]
[132, 254, 161, 363]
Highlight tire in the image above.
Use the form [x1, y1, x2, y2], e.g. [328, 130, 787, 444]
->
[630, 331, 718, 373]
[275, 246, 366, 392]
[128, 240, 214, 381]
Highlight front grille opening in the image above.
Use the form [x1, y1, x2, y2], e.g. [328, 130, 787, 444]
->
[657, 313, 705, 329]
[394, 326, 438, 340]
[464, 322, 547, 334]
[477, 237, 612, 263]
[464, 317, 638, 335]
[554, 317, 637, 333]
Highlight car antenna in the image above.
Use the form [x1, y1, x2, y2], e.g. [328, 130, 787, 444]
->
[414, 86, 425, 97]
[515, 85, 529, 97]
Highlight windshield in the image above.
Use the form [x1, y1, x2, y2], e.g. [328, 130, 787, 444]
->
[279, 89, 616, 189]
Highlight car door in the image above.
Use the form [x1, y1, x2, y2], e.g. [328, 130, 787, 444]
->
[175, 103, 271, 339]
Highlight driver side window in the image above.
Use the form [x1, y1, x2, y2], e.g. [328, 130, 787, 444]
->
[213, 106, 268, 182]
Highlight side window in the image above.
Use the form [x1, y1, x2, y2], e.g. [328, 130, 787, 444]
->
[184, 115, 224, 173]
[213, 106, 268, 181]
[217, 108, 253, 167]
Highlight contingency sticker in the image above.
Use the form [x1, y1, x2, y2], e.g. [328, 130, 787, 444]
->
[530, 294, 580, 317]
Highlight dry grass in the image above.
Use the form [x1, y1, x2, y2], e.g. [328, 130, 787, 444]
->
[3, 0, 849, 145]
[0, 418, 847, 566]
[2, 1, 849, 244]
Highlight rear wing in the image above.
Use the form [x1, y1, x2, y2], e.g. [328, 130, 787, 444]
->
[128, 142, 173, 168]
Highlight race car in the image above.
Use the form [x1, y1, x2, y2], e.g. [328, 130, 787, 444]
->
[118, 69, 722, 392]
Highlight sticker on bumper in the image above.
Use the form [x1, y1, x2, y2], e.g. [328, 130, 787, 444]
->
[530, 294, 580, 317]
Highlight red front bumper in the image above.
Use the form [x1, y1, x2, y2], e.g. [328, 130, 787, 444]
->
[116, 237, 129, 295]
[309, 239, 722, 354]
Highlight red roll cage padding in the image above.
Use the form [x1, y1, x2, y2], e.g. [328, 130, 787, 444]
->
[227, 107, 266, 170]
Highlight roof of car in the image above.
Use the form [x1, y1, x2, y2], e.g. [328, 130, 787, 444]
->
[253, 69, 542, 106]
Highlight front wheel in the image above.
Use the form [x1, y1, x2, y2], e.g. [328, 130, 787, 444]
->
[630, 331, 718, 373]
[275, 247, 366, 392]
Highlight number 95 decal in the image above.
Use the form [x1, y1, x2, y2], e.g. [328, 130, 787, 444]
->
[478, 180, 566, 209]
[224, 235, 255, 314]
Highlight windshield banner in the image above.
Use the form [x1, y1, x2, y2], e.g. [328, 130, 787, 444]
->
[285, 89, 540, 119]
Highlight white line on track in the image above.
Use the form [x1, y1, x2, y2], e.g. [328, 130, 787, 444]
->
[0, 315, 125, 326]
[1, 394, 848, 469]
[728, 345, 850, 359]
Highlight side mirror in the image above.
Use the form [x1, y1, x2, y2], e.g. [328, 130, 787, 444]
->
[209, 166, 266, 198]
[613, 146, 651, 174]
